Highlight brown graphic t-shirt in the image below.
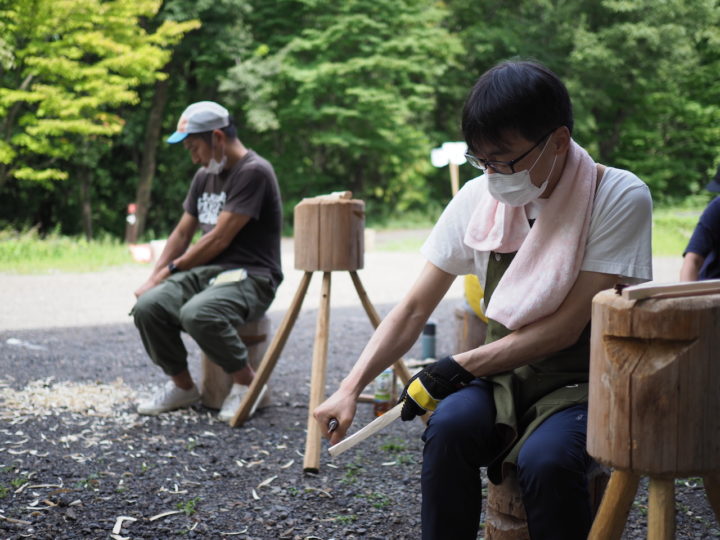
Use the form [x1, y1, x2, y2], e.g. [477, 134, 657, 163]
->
[183, 150, 283, 288]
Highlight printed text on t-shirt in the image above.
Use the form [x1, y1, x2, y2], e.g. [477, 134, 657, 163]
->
[198, 192, 227, 225]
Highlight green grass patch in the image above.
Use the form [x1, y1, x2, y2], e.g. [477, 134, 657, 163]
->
[652, 207, 703, 257]
[0, 228, 139, 274]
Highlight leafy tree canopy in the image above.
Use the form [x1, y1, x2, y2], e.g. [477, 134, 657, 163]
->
[0, 0, 199, 187]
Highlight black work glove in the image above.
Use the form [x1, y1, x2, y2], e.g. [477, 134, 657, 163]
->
[399, 356, 474, 421]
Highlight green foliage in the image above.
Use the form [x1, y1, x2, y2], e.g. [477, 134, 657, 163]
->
[379, 438, 408, 453]
[0, 0, 198, 186]
[9, 477, 26, 488]
[1, 0, 720, 238]
[176, 496, 201, 516]
[442, 0, 720, 202]
[356, 490, 392, 509]
[221, 0, 462, 220]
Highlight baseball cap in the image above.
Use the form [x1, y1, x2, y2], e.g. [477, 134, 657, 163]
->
[167, 101, 230, 144]
[705, 164, 720, 193]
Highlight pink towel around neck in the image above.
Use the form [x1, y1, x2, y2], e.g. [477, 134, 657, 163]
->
[463, 140, 597, 330]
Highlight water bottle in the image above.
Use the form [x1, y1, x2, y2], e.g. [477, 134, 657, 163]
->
[373, 368, 393, 416]
[421, 321, 436, 360]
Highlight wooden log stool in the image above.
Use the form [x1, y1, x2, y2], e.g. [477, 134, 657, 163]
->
[228, 192, 413, 473]
[484, 463, 609, 539]
[587, 283, 720, 539]
[199, 315, 272, 410]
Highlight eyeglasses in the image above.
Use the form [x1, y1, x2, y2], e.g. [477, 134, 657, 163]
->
[464, 129, 555, 175]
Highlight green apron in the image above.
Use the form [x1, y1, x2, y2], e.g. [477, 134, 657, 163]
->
[483, 250, 590, 485]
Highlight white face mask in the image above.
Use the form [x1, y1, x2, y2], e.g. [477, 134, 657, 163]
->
[487, 138, 556, 207]
[206, 135, 227, 174]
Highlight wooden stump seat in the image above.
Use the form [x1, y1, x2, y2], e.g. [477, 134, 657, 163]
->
[200, 315, 272, 410]
[485, 464, 609, 539]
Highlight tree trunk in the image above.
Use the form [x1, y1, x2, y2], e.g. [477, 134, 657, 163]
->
[80, 166, 93, 241]
[134, 76, 170, 239]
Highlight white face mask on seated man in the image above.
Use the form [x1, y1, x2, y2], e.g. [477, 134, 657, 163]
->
[486, 136, 557, 207]
[206, 136, 227, 175]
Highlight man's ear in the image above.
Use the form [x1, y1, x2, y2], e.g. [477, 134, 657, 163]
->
[553, 126, 571, 155]
[212, 129, 225, 146]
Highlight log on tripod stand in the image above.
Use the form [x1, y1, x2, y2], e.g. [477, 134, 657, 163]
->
[293, 192, 365, 272]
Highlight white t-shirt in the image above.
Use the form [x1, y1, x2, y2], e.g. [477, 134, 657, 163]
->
[421, 167, 653, 288]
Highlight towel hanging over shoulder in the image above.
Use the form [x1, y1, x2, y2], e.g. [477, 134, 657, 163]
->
[463, 140, 597, 330]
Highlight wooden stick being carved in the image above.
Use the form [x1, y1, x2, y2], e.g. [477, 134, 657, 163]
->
[328, 402, 403, 457]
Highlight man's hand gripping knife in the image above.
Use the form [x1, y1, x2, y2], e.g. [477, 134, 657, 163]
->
[399, 356, 475, 421]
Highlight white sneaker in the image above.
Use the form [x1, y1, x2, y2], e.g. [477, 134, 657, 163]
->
[137, 381, 200, 415]
[218, 383, 269, 422]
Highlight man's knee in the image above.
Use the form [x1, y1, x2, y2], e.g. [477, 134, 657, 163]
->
[133, 293, 164, 327]
[517, 438, 589, 492]
[179, 297, 227, 337]
[423, 389, 497, 462]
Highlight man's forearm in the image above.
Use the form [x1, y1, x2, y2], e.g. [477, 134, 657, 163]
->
[680, 252, 704, 282]
[340, 302, 428, 397]
[455, 270, 618, 377]
[150, 231, 192, 277]
[172, 231, 228, 270]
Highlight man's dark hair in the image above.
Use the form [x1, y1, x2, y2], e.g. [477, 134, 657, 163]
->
[461, 60, 573, 154]
[197, 118, 238, 145]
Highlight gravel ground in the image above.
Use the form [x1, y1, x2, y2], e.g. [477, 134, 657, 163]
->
[1, 235, 716, 539]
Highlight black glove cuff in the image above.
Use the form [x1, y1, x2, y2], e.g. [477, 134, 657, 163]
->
[432, 356, 474, 387]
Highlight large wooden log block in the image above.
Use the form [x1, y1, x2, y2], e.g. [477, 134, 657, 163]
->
[293, 192, 364, 272]
[200, 315, 272, 409]
[588, 289, 720, 476]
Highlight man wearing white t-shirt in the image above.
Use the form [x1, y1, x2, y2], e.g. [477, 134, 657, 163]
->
[315, 61, 652, 539]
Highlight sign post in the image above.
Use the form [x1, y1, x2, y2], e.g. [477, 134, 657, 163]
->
[431, 141, 467, 196]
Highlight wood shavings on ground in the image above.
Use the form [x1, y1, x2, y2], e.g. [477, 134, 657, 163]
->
[112, 515, 137, 534]
[256, 475, 277, 489]
[219, 528, 249, 536]
[0, 377, 137, 420]
[148, 510, 183, 521]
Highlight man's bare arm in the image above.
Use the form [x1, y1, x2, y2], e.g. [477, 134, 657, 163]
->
[149, 212, 198, 278]
[314, 262, 455, 444]
[680, 252, 704, 282]
[172, 210, 251, 270]
[135, 210, 250, 297]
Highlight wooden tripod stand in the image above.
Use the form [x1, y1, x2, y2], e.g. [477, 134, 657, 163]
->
[230, 193, 412, 473]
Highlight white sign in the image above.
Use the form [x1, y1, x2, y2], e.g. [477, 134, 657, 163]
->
[431, 141, 467, 167]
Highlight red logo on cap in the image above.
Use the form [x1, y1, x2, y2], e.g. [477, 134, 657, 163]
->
[177, 116, 188, 133]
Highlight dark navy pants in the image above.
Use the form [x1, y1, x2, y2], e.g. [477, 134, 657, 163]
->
[421, 379, 592, 539]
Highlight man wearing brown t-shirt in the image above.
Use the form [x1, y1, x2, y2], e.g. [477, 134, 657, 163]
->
[132, 101, 282, 421]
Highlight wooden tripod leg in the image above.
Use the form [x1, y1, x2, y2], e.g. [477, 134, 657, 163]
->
[702, 474, 720, 525]
[349, 271, 412, 386]
[303, 272, 332, 473]
[648, 477, 675, 540]
[588, 469, 640, 540]
[230, 272, 313, 427]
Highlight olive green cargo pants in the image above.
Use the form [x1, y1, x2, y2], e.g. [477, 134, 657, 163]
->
[132, 265, 275, 376]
